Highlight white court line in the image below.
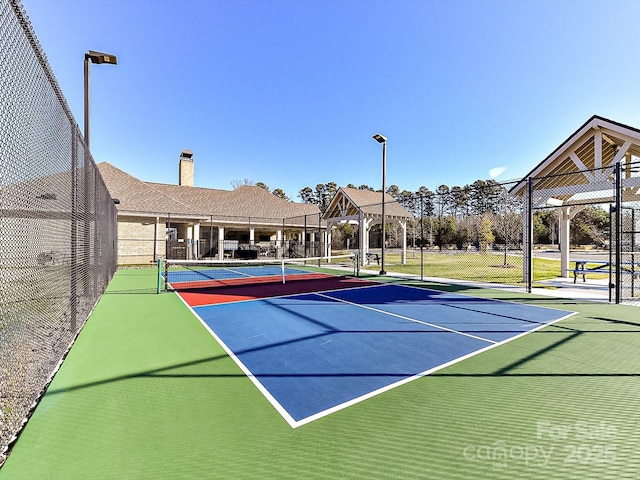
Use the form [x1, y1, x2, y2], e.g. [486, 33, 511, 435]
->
[173, 291, 299, 428]
[288, 293, 576, 427]
[222, 267, 258, 278]
[314, 292, 498, 344]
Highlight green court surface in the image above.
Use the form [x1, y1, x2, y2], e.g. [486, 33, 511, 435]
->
[2, 268, 640, 479]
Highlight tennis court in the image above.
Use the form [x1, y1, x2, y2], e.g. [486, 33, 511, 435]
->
[3, 264, 640, 479]
[166, 261, 575, 426]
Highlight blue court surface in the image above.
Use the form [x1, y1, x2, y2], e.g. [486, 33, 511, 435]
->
[191, 283, 575, 427]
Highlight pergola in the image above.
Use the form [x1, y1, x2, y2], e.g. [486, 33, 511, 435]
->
[323, 187, 413, 266]
[511, 115, 640, 277]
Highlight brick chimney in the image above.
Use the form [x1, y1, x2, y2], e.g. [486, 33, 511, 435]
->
[179, 149, 194, 186]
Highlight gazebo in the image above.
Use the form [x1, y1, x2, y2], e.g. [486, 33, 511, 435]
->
[323, 187, 413, 267]
[511, 115, 640, 281]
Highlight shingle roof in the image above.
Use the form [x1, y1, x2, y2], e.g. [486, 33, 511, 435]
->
[97, 162, 320, 220]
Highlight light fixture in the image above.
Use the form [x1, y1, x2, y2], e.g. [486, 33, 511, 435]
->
[85, 50, 117, 65]
[372, 133, 387, 144]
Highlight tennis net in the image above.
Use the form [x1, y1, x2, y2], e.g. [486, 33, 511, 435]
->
[161, 254, 357, 292]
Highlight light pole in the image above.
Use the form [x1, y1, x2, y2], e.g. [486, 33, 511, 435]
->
[84, 50, 117, 148]
[372, 133, 387, 275]
[82, 50, 117, 302]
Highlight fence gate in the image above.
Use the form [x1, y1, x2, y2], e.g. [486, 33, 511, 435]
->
[618, 205, 640, 302]
[524, 160, 640, 304]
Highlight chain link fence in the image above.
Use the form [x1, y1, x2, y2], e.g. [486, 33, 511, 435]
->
[117, 212, 327, 264]
[0, 0, 117, 462]
[331, 168, 638, 304]
[113, 165, 639, 302]
[520, 161, 640, 303]
[329, 180, 527, 287]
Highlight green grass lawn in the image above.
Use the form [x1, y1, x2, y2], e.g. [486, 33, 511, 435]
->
[369, 251, 565, 284]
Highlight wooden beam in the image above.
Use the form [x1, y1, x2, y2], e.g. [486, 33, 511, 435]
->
[569, 152, 595, 181]
[594, 129, 603, 169]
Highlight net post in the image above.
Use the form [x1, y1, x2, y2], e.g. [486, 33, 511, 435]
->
[164, 258, 169, 292]
[156, 258, 163, 294]
[354, 252, 360, 277]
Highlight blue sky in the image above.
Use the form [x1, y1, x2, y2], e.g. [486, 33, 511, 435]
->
[21, 0, 640, 200]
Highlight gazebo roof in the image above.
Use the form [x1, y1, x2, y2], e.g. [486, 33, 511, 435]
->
[511, 115, 640, 207]
[323, 187, 412, 222]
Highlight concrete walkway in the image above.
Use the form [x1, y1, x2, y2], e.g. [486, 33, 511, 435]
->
[531, 276, 611, 302]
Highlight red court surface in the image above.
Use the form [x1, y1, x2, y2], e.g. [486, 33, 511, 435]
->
[175, 274, 378, 306]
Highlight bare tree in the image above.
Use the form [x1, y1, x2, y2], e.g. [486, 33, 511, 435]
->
[230, 178, 254, 189]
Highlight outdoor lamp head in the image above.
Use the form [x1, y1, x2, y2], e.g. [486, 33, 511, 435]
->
[85, 50, 118, 65]
[372, 133, 387, 144]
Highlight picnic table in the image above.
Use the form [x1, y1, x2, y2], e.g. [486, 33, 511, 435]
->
[366, 252, 380, 265]
[570, 259, 640, 283]
[570, 260, 610, 283]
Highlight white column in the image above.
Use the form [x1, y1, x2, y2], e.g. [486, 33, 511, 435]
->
[186, 226, 193, 260]
[401, 220, 407, 265]
[559, 207, 571, 277]
[360, 217, 373, 267]
[154, 216, 160, 261]
[359, 214, 366, 267]
[276, 229, 282, 259]
[249, 227, 255, 247]
[193, 223, 200, 259]
[218, 226, 225, 260]
[326, 223, 332, 260]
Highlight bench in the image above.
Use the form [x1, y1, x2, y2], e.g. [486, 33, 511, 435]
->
[366, 253, 380, 265]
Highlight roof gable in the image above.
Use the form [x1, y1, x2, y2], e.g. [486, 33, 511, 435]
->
[324, 187, 412, 220]
[511, 116, 640, 206]
[522, 115, 640, 180]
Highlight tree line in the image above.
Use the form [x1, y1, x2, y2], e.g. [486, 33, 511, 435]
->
[236, 178, 610, 249]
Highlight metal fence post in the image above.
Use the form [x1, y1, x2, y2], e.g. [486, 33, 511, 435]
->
[420, 194, 424, 282]
[615, 162, 622, 304]
[526, 177, 534, 293]
[71, 131, 78, 331]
